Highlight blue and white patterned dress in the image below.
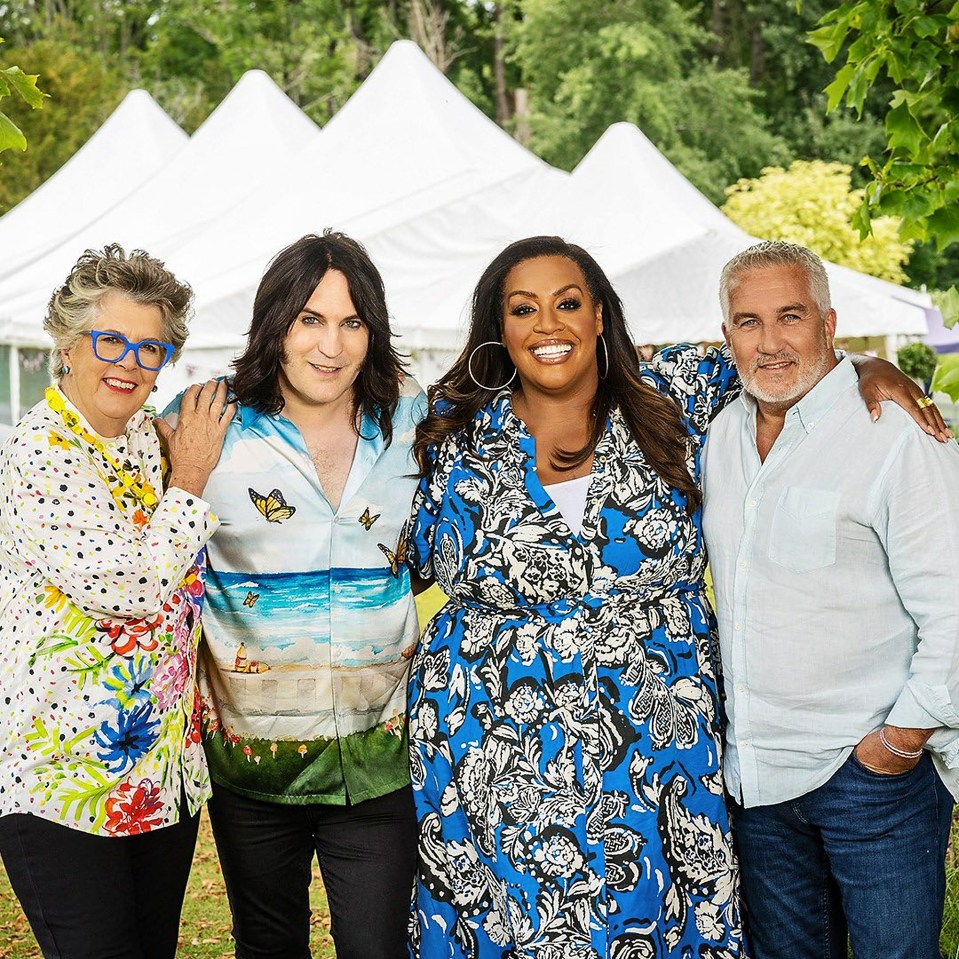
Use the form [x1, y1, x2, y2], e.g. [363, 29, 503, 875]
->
[406, 347, 745, 959]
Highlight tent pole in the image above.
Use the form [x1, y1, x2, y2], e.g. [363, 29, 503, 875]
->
[10, 347, 21, 424]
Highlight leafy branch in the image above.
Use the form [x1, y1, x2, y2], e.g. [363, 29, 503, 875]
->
[809, 2, 959, 253]
[0, 37, 48, 155]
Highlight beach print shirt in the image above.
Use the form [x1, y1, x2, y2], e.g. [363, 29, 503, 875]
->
[165, 377, 427, 805]
[0, 391, 217, 836]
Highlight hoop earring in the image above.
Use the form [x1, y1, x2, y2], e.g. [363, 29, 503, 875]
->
[597, 335, 609, 380]
[468, 341, 517, 391]
[62, 365, 71, 375]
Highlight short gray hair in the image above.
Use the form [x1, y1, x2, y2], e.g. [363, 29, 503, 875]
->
[44, 244, 193, 378]
[719, 240, 831, 323]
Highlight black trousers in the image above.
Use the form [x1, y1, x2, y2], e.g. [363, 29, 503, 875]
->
[0, 809, 200, 959]
[208, 781, 417, 959]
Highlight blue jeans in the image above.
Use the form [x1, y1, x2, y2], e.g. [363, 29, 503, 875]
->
[732, 751, 953, 959]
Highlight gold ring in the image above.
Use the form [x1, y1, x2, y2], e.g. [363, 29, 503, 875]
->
[916, 396, 934, 410]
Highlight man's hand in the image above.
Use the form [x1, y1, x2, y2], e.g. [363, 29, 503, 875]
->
[853, 725, 932, 775]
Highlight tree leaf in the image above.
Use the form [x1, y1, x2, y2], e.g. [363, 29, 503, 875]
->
[824, 64, 856, 111]
[0, 66, 48, 110]
[809, 21, 850, 63]
[913, 15, 945, 39]
[885, 100, 926, 155]
[931, 365, 959, 403]
[927, 205, 959, 251]
[933, 286, 959, 329]
[0, 110, 27, 153]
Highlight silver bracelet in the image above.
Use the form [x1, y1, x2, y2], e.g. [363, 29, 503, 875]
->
[878, 727, 924, 760]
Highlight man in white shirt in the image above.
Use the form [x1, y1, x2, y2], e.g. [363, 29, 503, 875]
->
[701, 240, 959, 959]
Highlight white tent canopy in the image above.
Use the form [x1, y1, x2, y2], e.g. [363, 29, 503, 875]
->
[0, 69, 320, 339]
[0, 90, 187, 283]
[566, 122, 931, 342]
[0, 41, 936, 418]
[165, 40, 550, 346]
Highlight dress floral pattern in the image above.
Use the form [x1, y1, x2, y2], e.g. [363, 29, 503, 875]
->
[407, 346, 744, 958]
[0, 391, 216, 836]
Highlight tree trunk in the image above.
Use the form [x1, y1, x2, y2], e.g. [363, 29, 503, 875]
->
[493, 2, 510, 126]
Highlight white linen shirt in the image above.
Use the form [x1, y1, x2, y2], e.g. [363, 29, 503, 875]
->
[702, 357, 959, 807]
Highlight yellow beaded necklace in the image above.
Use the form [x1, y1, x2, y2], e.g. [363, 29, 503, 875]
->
[45, 387, 159, 512]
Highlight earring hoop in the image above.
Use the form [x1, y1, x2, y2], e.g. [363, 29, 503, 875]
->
[62, 365, 71, 375]
[597, 335, 609, 380]
[467, 341, 517, 391]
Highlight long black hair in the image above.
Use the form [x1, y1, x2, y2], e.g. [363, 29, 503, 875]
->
[231, 231, 407, 446]
[414, 236, 700, 509]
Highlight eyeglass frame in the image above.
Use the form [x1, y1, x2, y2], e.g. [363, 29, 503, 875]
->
[87, 330, 175, 371]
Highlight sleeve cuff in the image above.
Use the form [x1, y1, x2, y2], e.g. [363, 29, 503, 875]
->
[886, 682, 959, 731]
[156, 486, 220, 543]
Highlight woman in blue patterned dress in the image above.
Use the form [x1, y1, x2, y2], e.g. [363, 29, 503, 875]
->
[406, 237, 744, 958]
[404, 236, 926, 959]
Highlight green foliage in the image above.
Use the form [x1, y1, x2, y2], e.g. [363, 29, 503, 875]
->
[933, 287, 959, 331]
[0, 38, 122, 213]
[0, 36, 48, 156]
[722, 159, 913, 282]
[138, 0, 382, 129]
[897, 341, 939, 388]
[932, 353, 959, 404]
[810, 1, 959, 252]
[509, 0, 788, 202]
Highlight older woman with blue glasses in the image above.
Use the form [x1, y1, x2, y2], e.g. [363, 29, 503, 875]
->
[0, 244, 234, 959]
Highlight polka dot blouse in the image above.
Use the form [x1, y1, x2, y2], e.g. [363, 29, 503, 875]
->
[0, 390, 218, 836]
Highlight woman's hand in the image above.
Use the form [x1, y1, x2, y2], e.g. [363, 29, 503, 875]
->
[854, 355, 951, 441]
[155, 380, 235, 497]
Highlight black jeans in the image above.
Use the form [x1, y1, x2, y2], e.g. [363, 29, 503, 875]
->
[0, 809, 200, 959]
[208, 781, 417, 959]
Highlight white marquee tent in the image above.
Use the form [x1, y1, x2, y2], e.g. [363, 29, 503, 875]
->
[0, 69, 320, 338]
[565, 123, 932, 343]
[0, 40, 938, 422]
[0, 89, 187, 283]
[0, 69, 320, 421]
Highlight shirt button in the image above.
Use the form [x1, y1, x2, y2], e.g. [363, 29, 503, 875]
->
[734, 622, 742, 631]
[738, 560, 747, 569]
[736, 684, 747, 694]
[748, 499, 757, 508]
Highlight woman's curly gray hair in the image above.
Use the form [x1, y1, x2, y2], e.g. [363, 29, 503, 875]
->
[44, 244, 193, 378]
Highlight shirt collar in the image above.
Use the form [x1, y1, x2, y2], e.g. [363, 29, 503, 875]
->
[235, 399, 383, 453]
[737, 355, 856, 434]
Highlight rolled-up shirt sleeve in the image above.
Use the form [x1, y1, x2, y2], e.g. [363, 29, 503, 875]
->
[2, 436, 218, 621]
[876, 429, 959, 730]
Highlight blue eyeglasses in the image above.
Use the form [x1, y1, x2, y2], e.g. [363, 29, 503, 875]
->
[88, 330, 175, 371]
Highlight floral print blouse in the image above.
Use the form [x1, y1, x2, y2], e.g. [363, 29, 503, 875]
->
[0, 390, 217, 836]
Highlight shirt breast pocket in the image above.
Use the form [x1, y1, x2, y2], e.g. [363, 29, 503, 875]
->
[768, 486, 839, 573]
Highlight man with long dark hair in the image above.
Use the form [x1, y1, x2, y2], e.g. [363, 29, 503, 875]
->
[165, 232, 425, 959]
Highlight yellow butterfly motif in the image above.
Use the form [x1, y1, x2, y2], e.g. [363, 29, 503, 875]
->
[358, 507, 381, 531]
[378, 538, 407, 578]
[243, 591, 260, 608]
[248, 487, 296, 523]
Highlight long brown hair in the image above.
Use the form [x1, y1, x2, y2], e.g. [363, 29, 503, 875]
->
[414, 236, 700, 509]
[231, 231, 407, 447]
